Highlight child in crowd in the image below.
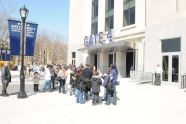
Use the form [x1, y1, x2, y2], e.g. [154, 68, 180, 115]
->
[33, 71, 40, 92]
[102, 68, 110, 101]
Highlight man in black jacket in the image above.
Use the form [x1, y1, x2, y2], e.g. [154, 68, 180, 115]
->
[49, 65, 56, 90]
[91, 70, 102, 105]
[81, 64, 93, 100]
[1, 62, 11, 96]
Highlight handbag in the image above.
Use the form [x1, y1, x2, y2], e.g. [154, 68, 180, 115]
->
[116, 80, 120, 85]
[106, 80, 114, 96]
[3, 80, 8, 84]
[55, 76, 61, 82]
[106, 80, 114, 91]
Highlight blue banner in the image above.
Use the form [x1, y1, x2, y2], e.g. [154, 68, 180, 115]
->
[8, 19, 38, 56]
[8, 20, 21, 55]
[26, 23, 38, 56]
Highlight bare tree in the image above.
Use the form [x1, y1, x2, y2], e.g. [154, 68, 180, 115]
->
[34, 30, 68, 65]
[0, 6, 9, 44]
[0, 0, 17, 43]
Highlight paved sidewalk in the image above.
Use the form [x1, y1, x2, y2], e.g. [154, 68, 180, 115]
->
[0, 78, 186, 124]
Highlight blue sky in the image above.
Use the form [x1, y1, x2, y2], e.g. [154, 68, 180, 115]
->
[5, 0, 69, 41]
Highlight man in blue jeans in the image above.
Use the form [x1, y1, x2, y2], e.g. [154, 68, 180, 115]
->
[106, 64, 118, 105]
[106, 86, 116, 105]
[75, 70, 85, 104]
[76, 88, 85, 104]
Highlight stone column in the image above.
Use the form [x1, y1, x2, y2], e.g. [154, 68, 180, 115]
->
[116, 51, 126, 78]
[136, 39, 145, 71]
[98, 51, 108, 75]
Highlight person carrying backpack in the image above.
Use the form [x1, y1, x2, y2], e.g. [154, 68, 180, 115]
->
[105, 64, 118, 105]
[75, 69, 85, 104]
[91, 70, 102, 105]
[81, 64, 93, 100]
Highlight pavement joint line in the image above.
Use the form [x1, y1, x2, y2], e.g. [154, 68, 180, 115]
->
[40, 96, 74, 123]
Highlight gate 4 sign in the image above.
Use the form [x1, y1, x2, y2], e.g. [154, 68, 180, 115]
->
[84, 30, 112, 47]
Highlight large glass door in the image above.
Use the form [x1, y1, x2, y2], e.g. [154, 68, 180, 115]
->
[108, 54, 113, 67]
[162, 53, 180, 83]
[172, 55, 179, 82]
[162, 56, 169, 81]
[108, 53, 116, 67]
[94, 54, 97, 69]
[126, 51, 135, 77]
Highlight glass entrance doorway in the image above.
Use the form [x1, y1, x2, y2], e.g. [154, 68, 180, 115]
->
[108, 53, 116, 68]
[126, 51, 135, 77]
[162, 53, 180, 83]
[94, 54, 97, 69]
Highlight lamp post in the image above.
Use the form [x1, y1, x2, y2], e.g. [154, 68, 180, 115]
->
[17, 5, 29, 98]
[0, 44, 3, 61]
[5, 44, 8, 61]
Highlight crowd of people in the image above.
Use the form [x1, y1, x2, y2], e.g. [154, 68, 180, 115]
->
[1, 62, 119, 106]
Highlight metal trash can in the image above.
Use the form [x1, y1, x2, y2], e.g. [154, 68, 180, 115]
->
[181, 74, 186, 89]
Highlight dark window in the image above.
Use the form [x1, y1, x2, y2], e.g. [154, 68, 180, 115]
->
[161, 38, 181, 52]
[92, 0, 98, 17]
[91, 22, 98, 34]
[72, 52, 76, 58]
[106, 0, 114, 11]
[123, 7, 135, 26]
[105, 16, 113, 31]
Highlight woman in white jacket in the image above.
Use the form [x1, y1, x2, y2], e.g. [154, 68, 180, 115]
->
[42, 64, 51, 92]
[66, 67, 72, 95]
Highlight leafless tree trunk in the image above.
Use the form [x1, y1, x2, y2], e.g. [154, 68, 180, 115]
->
[34, 31, 68, 65]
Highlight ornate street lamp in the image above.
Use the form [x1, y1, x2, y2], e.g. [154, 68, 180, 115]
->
[17, 5, 29, 98]
[5, 44, 8, 61]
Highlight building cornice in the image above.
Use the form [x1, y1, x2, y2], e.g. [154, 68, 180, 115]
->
[113, 31, 145, 42]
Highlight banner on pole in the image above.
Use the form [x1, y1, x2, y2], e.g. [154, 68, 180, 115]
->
[8, 19, 38, 56]
[26, 23, 38, 56]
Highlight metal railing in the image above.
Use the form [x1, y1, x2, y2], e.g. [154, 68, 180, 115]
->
[181, 74, 186, 89]
[130, 71, 152, 84]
